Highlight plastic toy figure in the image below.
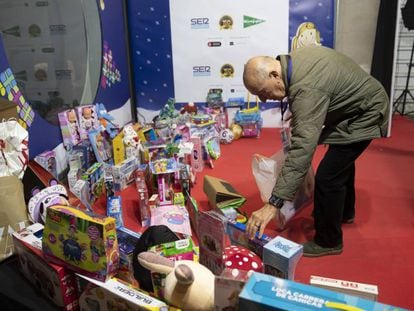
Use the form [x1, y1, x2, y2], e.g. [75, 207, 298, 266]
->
[28, 179, 70, 224]
[96, 103, 118, 139]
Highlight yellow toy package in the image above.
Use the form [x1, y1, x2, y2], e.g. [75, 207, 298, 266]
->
[42, 205, 119, 282]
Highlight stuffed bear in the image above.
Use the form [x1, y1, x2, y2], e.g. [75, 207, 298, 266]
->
[138, 251, 215, 311]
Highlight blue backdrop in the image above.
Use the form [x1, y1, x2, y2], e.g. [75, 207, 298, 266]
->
[0, 0, 131, 158]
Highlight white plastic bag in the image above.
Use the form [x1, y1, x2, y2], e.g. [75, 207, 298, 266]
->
[0, 119, 29, 179]
[252, 150, 314, 229]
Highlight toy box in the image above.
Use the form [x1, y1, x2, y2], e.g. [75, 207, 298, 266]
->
[112, 157, 138, 192]
[214, 268, 250, 311]
[116, 227, 141, 287]
[88, 129, 113, 164]
[112, 131, 126, 165]
[12, 223, 79, 311]
[77, 104, 99, 140]
[198, 210, 227, 275]
[42, 205, 119, 282]
[203, 175, 246, 209]
[34, 150, 58, 178]
[58, 109, 81, 148]
[77, 276, 169, 311]
[310, 275, 379, 301]
[263, 236, 303, 280]
[226, 221, 272, 258]
[150, 204, 192, 237]
[239, 272, 406, 311]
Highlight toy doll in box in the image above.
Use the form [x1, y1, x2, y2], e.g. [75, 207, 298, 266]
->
[89, 130, 113, 164]
[77, 105, 99, 140]
[58, 109, 80, 148]
[42, 205, 119, 282]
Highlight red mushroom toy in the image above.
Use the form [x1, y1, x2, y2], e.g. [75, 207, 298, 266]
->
[223, 245, 263, 273]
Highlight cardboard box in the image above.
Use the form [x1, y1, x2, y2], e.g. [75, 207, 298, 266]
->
[239, 272, 405, 311]
[203, 175, 246, 209]
[263, 236, 303, 280]
[226, 221, 272, 258]
[78, 276, 169, 311]
[214, 268, 250, 311]
[0, 98, 18, 119]
[116, 227, 141, 287]
[42, 205, 119, 282]
[198, 210, 227, 275]
[13, 223, 79, 311]
[310, 275, 379, 301]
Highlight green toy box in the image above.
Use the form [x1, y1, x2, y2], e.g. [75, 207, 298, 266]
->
[42, 205, 119, 282]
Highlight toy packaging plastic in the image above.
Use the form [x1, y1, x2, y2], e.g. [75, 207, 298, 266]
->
[42, 205, 119, 282]
[77, 105, 99, 140]
[262, 236, 303, 280]
[239, 272, 406, 311]
[78, 276, 169, 311]
[58, 109, 81, 148]
[12, 223, 79, 311]
[214, 268, 250, 311]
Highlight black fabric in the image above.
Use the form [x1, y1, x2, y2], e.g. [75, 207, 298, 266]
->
[132, 225, 179, 292]
[371, 0, 398, 97]
[402, 0, 414, 30]
[0, 256, 58, 310]
[313, 140, 371, 248]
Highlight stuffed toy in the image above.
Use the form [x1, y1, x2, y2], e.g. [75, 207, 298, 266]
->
[132, 225, 179, 292]
[138, 251, 215, 311]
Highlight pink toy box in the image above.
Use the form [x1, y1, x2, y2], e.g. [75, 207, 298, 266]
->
[76, 105, 99, 140]
[42, 205, 119, 282]
[58, 109, 81, 148]
[13, 223, 79, 311]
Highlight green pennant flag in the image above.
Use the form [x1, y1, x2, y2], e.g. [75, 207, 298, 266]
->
[243, 15, 265, 28]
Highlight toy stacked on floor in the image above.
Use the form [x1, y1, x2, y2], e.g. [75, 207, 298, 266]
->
[233, 93, 263, 138]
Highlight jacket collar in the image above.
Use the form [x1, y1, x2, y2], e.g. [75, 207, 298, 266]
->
[276, 54, 291, 95]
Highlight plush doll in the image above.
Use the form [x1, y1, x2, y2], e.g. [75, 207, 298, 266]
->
[138, 251, 215, 311]
[132, 225, 179, 292]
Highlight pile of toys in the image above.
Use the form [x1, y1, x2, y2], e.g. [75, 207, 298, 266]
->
[12, 95, 403, 311]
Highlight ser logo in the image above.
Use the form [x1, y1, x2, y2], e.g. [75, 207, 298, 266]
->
[191, 17, 210, 29]
[193, 65, 211, 77]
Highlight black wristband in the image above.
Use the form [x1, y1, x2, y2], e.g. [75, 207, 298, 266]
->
[268, 194, 284, 209]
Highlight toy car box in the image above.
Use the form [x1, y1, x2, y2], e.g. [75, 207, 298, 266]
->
[310, 275, 378, 301]
[13, 223, 79, 311]
[263, 235, 303, 280]
[77, 276, 169, 311]
[42, 205, 119, 282]
[239, 272, 406, 311]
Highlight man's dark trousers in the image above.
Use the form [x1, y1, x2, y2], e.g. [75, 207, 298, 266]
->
[313, 140, 372, 248]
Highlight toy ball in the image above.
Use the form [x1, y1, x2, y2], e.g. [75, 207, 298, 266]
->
[230, 123, 243, 140]
[223, 245, 263, 273]
[219, 128, 234, 144]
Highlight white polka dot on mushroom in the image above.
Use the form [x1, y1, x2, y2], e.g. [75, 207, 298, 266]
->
[252, 262, 258, 269]
[243, 257, 248, 262]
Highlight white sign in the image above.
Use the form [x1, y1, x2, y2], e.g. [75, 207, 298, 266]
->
[170, 0, 289, 102]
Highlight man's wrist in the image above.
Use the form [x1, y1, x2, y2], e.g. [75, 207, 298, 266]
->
[268, 194, 284, 209]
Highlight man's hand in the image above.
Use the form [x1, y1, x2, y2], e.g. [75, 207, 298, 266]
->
[246, 203, 285, 239]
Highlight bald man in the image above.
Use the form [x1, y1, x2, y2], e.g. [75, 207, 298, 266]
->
[243, 46, 389, 257]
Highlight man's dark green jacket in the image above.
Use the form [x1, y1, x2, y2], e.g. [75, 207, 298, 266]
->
[275, 46, 390, 200]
